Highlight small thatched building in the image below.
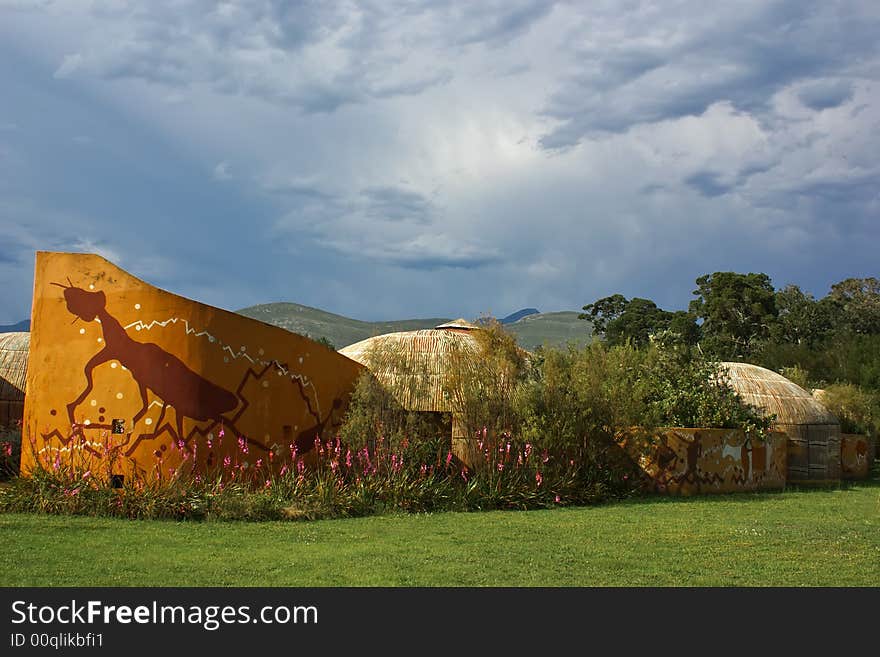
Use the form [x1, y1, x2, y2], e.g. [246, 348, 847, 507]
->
[0, 331, 29, 426]
[339, 320, 483, 461]
[722, 362, 840, 482]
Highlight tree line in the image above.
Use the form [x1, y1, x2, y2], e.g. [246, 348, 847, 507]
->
[581, 273, 880, 391]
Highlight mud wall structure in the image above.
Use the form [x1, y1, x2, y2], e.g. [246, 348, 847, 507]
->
[622, 428, 788, 495]
[21, 251, 363, 482]
[840, 433, 875, 480]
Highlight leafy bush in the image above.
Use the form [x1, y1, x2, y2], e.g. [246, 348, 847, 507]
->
[644, 344, 773, 435]
[442, 319, 527, 440]
[339, 369, 447, 457]
[514, 342, 772, 452]
[817, 383, 879, 436]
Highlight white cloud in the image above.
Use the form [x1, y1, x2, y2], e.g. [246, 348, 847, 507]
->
[53, 52, 83, 79]
[213, 160, 231, 180]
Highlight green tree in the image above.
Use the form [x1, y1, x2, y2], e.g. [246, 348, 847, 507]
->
[689, 272, 777, 358]
[579, 294, 628, 336]
[827, 277, 880, 335]
[771, 284, 835, 346]
[581, 295, 699, 347]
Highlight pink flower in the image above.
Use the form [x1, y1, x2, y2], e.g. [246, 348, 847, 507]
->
[223, 455, 232, 468]
[280, 464, 289, 477]
[255, 458, 263, 469]
[497, 462, 504, 471]
[218, 427, 225, 438]
[1, 441, 12, 457]
[445, 451, 453, 467]
[264, 479, 271, 488]
[238, 437, 248, 454]
[535, 471, 543, 487]
[555, 495, 561, 503]
[82, 470, 91, 480]
[345, 449, 352, 468]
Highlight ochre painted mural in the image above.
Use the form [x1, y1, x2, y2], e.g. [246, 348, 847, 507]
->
[21, 251, 363, 481]
[840, 434, 875, 480]
[620, 428, 788, 495]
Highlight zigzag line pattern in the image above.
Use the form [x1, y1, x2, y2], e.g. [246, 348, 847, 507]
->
[123, 315, 321, 417]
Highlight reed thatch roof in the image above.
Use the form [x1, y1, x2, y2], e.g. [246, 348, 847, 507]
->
[721, 361, 838, 426]
[434, 318, 480, 330]
[0, 332, 29, 402]
[339, 326, 480, 413]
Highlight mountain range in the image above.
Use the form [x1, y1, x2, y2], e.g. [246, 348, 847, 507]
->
[236, 304, 589, 351]
[1, 306, 590, 351]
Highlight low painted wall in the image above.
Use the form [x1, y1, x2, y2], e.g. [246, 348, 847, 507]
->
[840, 433, 875, 480]
[621, 428, 788, 495]
[21, 251, 364, 482]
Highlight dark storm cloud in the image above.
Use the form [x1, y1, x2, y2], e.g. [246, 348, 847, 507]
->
[63, 0, 555, 115]
[684, 172, 733, 198]
[798, 80, 855, 110]
[540, 0, 880, 149]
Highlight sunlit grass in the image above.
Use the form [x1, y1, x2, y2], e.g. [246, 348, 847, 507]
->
[2, 482, 877, 586]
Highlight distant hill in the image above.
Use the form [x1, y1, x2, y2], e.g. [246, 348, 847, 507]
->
[236, 302, 450, 349]
[504, 311, 591, 351]
[500, 308, 540, 324]
[236, 303, 590, 351]
[0, 320, 29, 333]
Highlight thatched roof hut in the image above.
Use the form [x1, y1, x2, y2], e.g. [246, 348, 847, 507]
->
[339, 320, 480, 413]
[721, 362, 840, 482]
[0, 331, 29, 426]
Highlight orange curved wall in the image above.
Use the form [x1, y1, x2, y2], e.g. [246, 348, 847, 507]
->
[21, 251, 363, 482]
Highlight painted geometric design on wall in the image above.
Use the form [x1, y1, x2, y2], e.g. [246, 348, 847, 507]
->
[21, 251, 363, 480]
[840, 434, 875, 480]
[622, 428, 788, 495]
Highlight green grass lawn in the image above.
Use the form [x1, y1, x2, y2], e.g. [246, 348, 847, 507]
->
[2, 482, 878, 586]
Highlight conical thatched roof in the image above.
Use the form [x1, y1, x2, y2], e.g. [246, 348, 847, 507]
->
[0, 331, 30, 402]
[340, 328, 479, 412]
[721, 361, 838, 426]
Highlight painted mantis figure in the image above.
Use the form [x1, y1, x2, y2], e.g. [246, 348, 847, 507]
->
[54, 281, 246, 452]
[52, 280, 343, 459]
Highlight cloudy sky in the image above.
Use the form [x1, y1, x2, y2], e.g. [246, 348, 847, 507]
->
[1, 0, 878, 325]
